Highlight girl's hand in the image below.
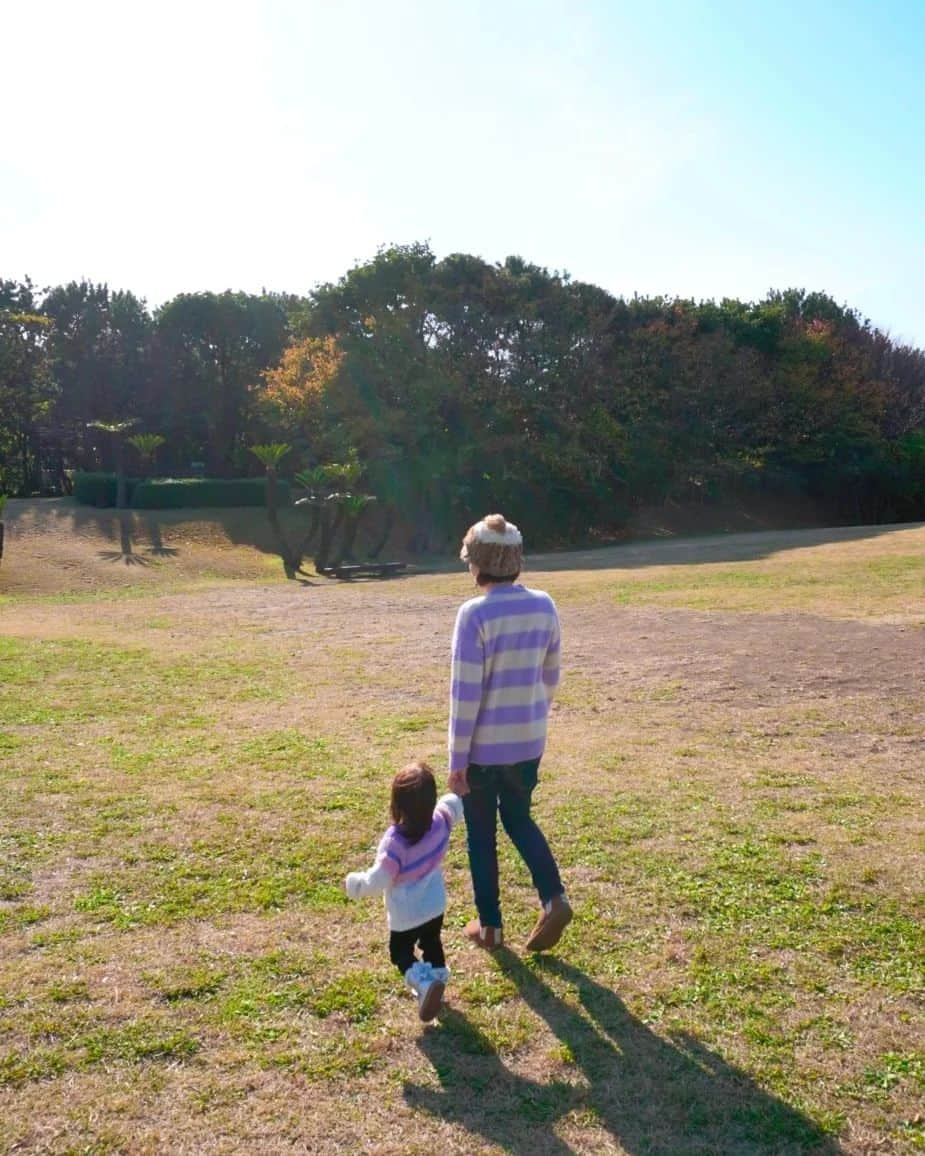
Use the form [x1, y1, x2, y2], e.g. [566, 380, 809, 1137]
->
[345, 872, 364, 899]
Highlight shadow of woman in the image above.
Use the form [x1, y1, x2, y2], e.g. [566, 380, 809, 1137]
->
[404, 949, 843, 1155]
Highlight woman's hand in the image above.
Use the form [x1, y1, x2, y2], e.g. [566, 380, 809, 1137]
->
[448, 768, 470, 797]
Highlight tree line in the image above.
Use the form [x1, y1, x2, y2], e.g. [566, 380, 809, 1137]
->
[3, 242, 924, 547]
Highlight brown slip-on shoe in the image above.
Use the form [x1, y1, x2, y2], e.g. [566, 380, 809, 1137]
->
[525, 895, 573, 952]
[418, 979, 445, 1022]
[465, 919, 503, 950]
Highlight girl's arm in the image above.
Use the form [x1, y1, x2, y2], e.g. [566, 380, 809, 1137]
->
[345, 830, 400, 899]
[345, 862, 392, 899]
[436, 792, 464, 827]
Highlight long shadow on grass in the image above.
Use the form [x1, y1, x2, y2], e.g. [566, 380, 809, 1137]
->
[97, 513, 151, 565]
[403, 1003, 577, 1155]
[404, 949, 842, 1155]
[528, 521, 922, 573]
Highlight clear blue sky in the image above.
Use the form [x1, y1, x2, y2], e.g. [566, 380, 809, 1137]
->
[3, 0, 923, 345]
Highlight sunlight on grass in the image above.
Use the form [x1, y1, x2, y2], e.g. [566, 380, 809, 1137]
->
[554, 549, 925, 619]
[0, 527, 922, 1153]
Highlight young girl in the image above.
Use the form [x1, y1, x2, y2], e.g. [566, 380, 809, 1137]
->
[345, 761, 463, 1022]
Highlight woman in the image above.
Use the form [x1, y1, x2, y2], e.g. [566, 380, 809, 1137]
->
[448, 513, 572, 952]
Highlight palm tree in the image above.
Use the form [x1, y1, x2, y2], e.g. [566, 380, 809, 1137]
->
[251, 449, 379, 579]
[250, 443, 298, 576]
[291, 463, 348, 573]
[250, 443, 291, 512]
[312, 492, 349, 574]
[127, 433, 165, 480]
[250, 443, 292, 470]
[333, 492, 377, 564]
[87, 419, 137, 508]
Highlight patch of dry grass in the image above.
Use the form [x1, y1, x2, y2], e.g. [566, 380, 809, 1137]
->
[1, 519, 923, 1153]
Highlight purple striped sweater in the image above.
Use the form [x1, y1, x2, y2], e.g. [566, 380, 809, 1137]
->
[448, 584, 561, 773]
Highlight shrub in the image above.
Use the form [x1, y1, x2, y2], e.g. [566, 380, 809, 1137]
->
[72, 473, 138, 508]
[130, 478, 290, 510]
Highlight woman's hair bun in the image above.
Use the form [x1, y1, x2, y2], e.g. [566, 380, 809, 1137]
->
[483, 513, 507, 533]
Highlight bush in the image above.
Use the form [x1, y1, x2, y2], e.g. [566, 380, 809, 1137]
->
[72, 473, 138, 508]
[130, 478, 290, 510]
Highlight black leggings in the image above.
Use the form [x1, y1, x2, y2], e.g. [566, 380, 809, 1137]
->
[389, 913, 446, 974]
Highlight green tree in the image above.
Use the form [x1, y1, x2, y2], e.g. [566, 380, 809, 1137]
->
[157, 293, 289, 477]
[4, 253, 922, 536]
[0, 279, 56, 495]
[43, 281, 153, 465]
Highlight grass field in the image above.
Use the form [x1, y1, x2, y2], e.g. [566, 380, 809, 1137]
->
[0, 507, 923, 1154]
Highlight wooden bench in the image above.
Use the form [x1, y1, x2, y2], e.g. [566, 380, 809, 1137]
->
[320, 561, 407, 580]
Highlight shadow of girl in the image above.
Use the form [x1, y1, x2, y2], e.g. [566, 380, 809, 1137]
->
[402, 1005, 578, 1155]
[404, 949, 842, 1155]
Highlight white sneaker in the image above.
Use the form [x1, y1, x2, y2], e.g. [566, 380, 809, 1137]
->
[404, 961, 444, 1022]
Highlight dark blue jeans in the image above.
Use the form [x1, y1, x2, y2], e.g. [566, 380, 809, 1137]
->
[462, 758, 564, 928]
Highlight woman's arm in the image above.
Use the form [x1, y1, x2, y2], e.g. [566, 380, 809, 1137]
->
[543, 606, 562, 698]
[448, 604, 484, 774]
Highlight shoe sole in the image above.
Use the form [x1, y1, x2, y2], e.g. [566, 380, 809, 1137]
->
[418, 980, 445, 1022]
[525, 905, 573, 952]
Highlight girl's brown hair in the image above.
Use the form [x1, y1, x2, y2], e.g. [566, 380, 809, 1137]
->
[391, 761, 437, 844]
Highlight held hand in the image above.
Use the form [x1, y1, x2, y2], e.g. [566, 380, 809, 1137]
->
[448, 767, 470, 797]
[344, 872, 364, 899]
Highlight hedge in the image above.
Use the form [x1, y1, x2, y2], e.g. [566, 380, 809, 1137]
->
[130, 478, 290, 509]
[73, 474, 289, 509]
[72, 472, 137, 507]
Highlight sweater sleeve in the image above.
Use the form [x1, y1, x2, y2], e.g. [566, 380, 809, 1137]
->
[435, 792, 464, 827]
[448, 603, 484, 773]
[345, 861, 393, 899]
[542, 601, 561, 698]
[345, 829, 400, 898]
